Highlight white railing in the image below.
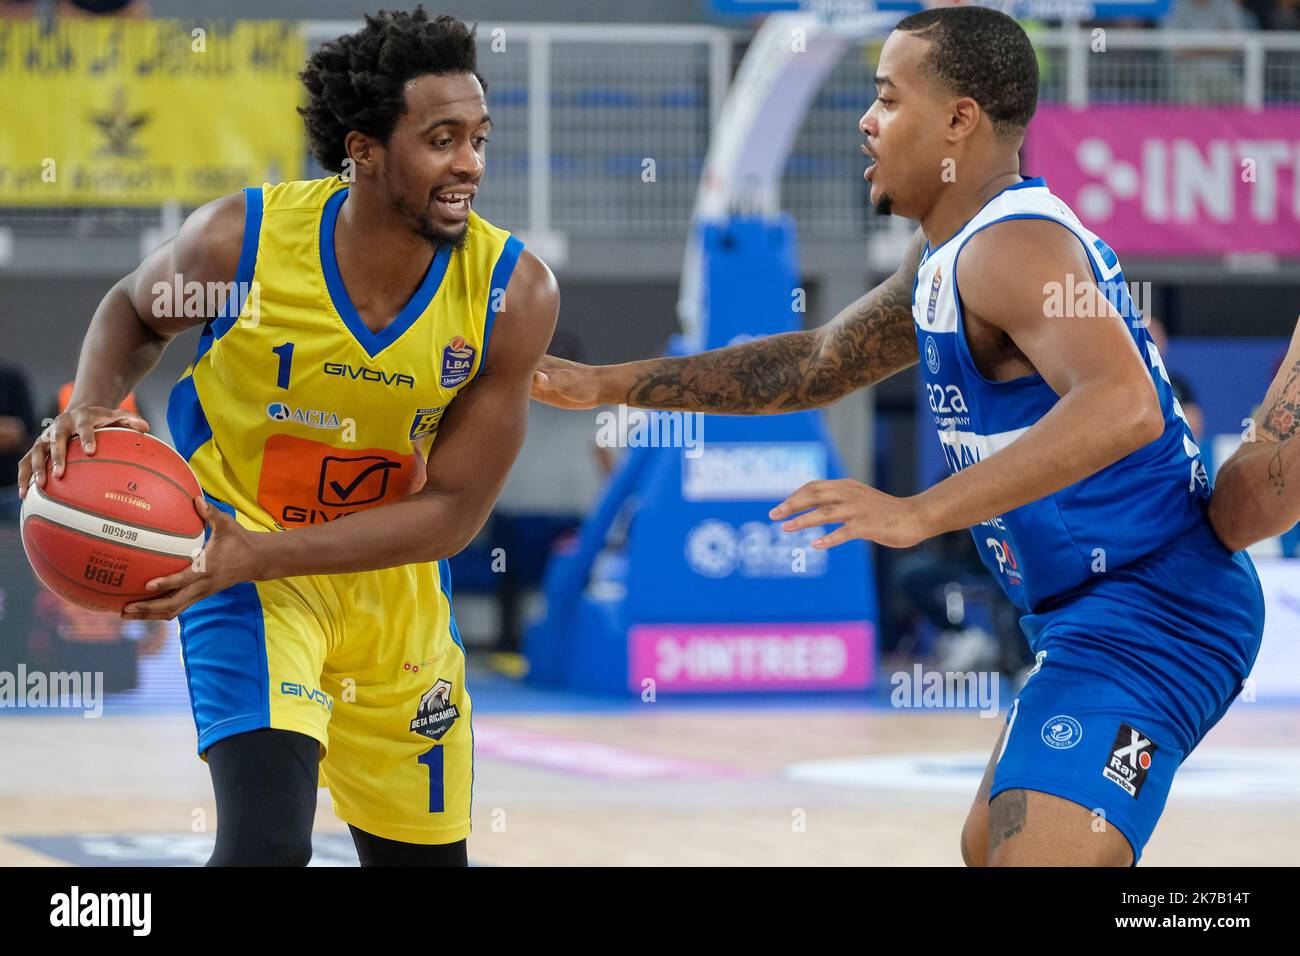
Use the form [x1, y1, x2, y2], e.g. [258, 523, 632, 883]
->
[303, 20, 733, 257]
[5, 24, 1300, 248]
[1036, 27, 1300, 109]
[791, 28, 1300, 236]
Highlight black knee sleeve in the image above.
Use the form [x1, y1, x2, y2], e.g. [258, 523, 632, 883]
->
[348, 825, 468, 867]
[205, 728, 320, 867]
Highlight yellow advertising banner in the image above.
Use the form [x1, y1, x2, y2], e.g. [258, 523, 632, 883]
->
[0, 19, 306, 205]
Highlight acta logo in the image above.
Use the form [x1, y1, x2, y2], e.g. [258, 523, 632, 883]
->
[266, 402, 341, 429]
[323, 362, 415, 389]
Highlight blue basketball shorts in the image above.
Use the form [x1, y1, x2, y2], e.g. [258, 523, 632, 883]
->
[990, 520, 1264, 863]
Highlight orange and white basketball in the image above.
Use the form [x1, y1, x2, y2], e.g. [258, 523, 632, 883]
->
[19, 427, 206, 613]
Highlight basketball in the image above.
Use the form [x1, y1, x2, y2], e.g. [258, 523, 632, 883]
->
[19, 427, 206, 613]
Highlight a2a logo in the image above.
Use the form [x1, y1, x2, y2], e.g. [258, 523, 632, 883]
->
[926, 383, 967, 415]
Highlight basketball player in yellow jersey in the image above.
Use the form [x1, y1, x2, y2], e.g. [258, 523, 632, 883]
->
[17, 10, 559, 866]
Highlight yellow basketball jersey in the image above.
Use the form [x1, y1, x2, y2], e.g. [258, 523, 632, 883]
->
[167, 176, 523, 531]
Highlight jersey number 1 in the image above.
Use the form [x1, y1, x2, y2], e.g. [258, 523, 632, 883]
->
[272, 342, 294, 390]
[418, 746, 445, 813]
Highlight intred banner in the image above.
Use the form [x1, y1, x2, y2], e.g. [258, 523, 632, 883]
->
[628, 621, 874, 691]
[1025, 106, 1300, 257]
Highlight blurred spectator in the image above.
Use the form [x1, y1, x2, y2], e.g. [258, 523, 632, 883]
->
[1106, 16, 1159, 27]
[1241, 0, 1274, 27]
[0, 0, 150, 16]
[56, 0, 150, 16]
[1164, 0, 1254, 105]
[0, 363, 37, 493]
[1166, 0, 1256, 29]
[889, 512, 1027, 678]
[1267, 0, 1300, 29]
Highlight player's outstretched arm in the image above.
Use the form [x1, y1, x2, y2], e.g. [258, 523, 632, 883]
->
[772, 219, 1166, 550]
[531, 228, 924, 414]
[16, 192, 245, 495]
[1208, 320, 1300, 550]
[122, 250, 561, 620]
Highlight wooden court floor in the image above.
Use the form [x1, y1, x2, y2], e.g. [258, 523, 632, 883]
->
[1, 703, 1297, 866]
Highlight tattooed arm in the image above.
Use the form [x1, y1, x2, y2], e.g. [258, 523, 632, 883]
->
[531, 229, 924, 414]
[1209, 319, 1300, 551]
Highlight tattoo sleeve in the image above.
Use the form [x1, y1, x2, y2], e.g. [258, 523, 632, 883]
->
[621, 229, 925, 414]
[1262, 358, 1300, 440]
[1207, 330, 1300, 550]
[1261, 356, 1300, 494]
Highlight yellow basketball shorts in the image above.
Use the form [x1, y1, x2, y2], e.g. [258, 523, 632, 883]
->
[178, 556, 473, 846]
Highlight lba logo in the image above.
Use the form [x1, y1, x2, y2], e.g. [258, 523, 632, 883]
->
[441, 336, 475, 388]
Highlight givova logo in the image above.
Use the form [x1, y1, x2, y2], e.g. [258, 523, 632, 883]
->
[323, 362, 415, 389]
[280, 681, 332, 711]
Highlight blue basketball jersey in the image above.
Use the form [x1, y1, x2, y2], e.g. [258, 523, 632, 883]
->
[912, 177, 1210, 613]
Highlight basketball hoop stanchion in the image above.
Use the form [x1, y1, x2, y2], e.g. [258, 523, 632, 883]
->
[523, 12, 899, 696]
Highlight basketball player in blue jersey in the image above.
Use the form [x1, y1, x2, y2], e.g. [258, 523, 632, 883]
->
[534, 7, 1264, 865]
[19, 10, 559, 866]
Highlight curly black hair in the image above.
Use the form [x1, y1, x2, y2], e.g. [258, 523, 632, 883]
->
[298, 7, 485, 174]
[895, 7, 1038, 138]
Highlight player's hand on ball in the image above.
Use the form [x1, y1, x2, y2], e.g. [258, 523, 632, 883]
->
[121, 497, 260, 621]
[770, 479, 929, 550]
[17, 405, 150, 497]
[531, 354, 604, 410]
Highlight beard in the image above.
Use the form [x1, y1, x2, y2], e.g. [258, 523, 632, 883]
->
[393, 191, 470, 252]
[872, 192, 894, 216]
